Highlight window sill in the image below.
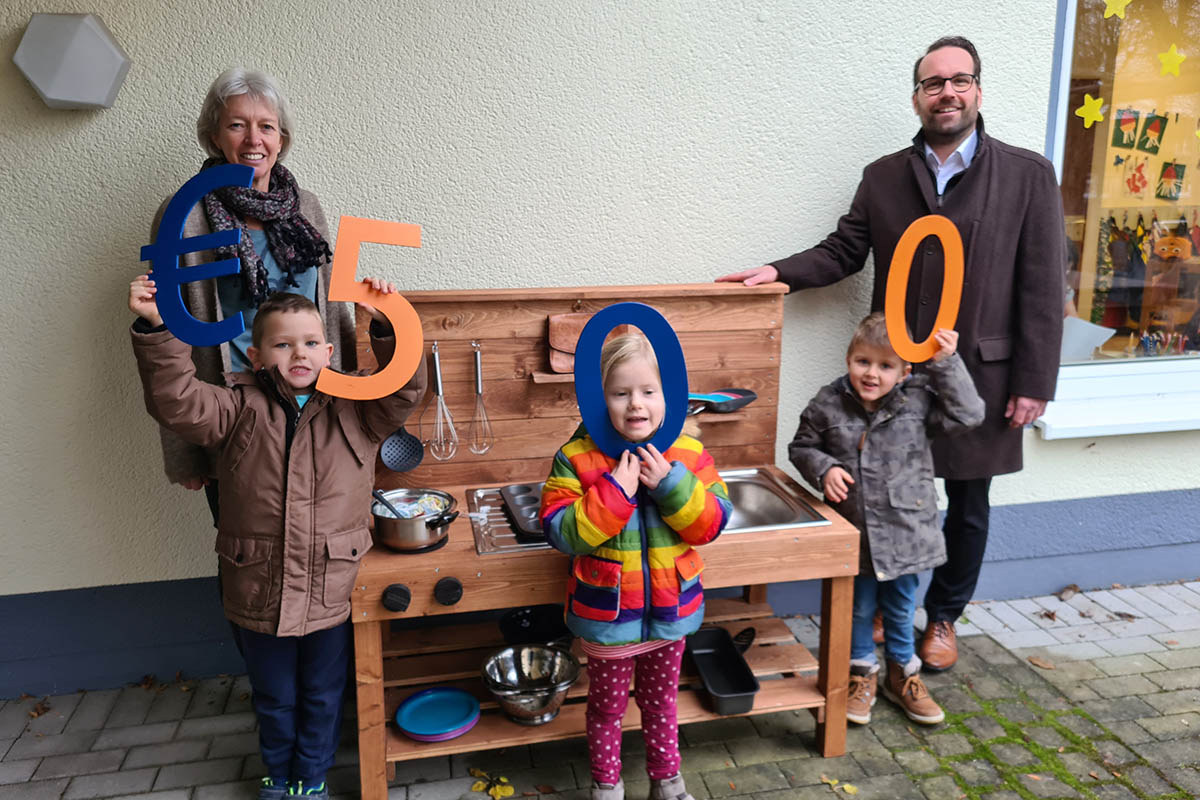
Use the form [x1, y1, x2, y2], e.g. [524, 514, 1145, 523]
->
[1035, 355, 1200, 439]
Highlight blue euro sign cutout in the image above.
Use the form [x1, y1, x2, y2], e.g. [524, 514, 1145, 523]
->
[574, 302, 688, 459]
[140, 164, 255, 346]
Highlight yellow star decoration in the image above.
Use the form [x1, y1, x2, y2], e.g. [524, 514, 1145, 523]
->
[1158, 44, 1186, 76]
[1075, 94, 1105, 128]
[1104, 0, 1134, 18]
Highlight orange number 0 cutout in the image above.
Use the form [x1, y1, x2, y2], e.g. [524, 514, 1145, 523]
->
[315, 216, 424, 400]
[884, 214, 964, 363]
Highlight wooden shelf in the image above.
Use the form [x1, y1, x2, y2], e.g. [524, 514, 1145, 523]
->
[384, 673, 822, 760]
[378, 597, 821, 762]
[530, 371, 574, 384]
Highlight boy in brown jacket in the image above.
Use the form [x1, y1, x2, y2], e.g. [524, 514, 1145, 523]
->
[129, 276, 426, 800]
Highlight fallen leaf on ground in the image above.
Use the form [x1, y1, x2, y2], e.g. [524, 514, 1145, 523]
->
[1112, 771, 1122, 777]
[469, 769, 488, 778]
[1111, 583, 1125, 589]
[534, 786, 554, 794]
[137, 674, 156, 690]
[1027, 656, 1056, 670]
[239, 692, 250, 701]
[820, 775, 839, 786]
[1057, 746, 1065, 753]
[1089, 771, 1099, 779]
[1166, 640, 1179, 646]
[18, 693, 33, 700]
[728, 782, 736, 790]
[1114, 611, 1138, 621]
[471, 781, 487, 793]
[174, 670, 185, 683]
[1057, 584, 1080, 601]
[1079, 609, 1093, 618]
[1026, 774, 1041, 781]
[841, 785, 858, 795]
[27, 700, 50, 718]
[1037, 609, 1058, 621]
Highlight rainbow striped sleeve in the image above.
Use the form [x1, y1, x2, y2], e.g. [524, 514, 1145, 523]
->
[541, 447, 635, 555]
[648, 438, 731, 545]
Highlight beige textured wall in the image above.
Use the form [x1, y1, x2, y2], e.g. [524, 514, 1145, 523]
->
[4, 0, 1187, 595]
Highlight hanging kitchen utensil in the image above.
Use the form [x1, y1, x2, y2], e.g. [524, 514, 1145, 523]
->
[466, 340, 494, 455]
[419, 341, 458, 461]
[380, 426, 424, 472]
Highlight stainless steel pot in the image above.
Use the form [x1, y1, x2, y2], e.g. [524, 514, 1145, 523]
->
[371, 488, 459, 552]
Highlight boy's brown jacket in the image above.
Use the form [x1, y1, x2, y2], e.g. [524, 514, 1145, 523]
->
[131, 324, 427, 637]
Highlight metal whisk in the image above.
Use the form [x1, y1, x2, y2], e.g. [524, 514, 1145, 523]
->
[467, 340, 494, 454]
[420, 341, 458, 461]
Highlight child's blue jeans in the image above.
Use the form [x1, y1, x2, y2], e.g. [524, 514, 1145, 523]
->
[851, 572, 919, 666]
[231, 620, 351, 783]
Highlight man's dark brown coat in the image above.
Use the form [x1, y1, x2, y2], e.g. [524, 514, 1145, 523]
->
[772, 117, 1065, 479]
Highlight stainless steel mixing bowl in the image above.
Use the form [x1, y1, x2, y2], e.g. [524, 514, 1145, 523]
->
[481, 644, 580, 725]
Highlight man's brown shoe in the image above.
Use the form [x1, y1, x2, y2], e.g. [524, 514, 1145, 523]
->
[918, 620, 957, 672]
[846, 662, 878, 725]
[872, 611, 884, 645]
[882, 659, 944, 724]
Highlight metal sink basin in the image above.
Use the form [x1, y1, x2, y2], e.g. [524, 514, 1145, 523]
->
[720, 468, 830, 534]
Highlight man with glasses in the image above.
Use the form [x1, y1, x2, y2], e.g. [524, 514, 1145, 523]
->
[719, 36, 1064, 673]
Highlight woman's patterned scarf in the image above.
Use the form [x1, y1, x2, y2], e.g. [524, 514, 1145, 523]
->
[201, 158, 332, 307]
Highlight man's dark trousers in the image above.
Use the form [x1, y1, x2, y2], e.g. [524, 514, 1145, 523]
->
[925, 478, 992, 623]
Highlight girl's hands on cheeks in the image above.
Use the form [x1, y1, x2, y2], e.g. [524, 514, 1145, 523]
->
[636, 444, 672, 490]
[357, 277, 398, 322]
[129, 275, 163, 327]
[611, 449, 641, 498]
[822, 466, 855, 503]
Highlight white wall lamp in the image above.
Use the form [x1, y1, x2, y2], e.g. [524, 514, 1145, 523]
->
[13, 13, 131, 109]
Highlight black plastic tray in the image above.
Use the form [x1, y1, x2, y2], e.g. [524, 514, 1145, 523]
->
[685, 627, 760, 715]
[500, 481, 545, 538]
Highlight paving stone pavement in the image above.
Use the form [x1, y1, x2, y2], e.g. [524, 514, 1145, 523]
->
[2, 582, 1198, 800]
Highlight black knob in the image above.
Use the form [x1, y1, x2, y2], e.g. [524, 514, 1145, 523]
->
[434, 577, 463, 606]
[382, 583, 412, 613]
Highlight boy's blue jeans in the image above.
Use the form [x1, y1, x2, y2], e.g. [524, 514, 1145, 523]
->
[231, 620, 351, 784]
[851, 572, 919, 666]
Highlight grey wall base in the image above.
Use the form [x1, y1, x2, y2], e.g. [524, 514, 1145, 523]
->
[2, 488, 1197, 697]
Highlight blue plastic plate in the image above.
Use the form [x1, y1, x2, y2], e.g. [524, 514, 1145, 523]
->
[394, 687, 480, 738]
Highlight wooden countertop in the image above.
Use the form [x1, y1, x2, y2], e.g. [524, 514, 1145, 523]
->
[352, 465, 858, 623]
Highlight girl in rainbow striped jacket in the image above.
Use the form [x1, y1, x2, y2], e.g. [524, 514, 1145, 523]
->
[540, 332, 732, 800]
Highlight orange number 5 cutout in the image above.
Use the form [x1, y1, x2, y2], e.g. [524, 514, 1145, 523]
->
[315, 216, 424, 400]
[884, 214, 964, 363]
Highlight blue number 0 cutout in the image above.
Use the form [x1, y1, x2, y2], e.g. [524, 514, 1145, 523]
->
[139, 164, 254, 346]
[573, 302, 688, 458]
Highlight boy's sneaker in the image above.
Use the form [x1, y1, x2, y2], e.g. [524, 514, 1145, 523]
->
[258, 778, 288, 800]
[846, 661, 879, 725]
[288, 781, 328, 800]
[590, 777, 624, 800]
[882, 657, 944, 724]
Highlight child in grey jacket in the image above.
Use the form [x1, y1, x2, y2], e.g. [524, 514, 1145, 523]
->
[789, 312, 984, 726]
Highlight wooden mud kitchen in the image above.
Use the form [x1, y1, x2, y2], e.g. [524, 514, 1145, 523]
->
[349, 283, 860, 800]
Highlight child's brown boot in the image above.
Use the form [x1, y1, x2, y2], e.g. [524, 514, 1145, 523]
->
[846, 660, 878, 725]
[882, 656, 944, 724]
